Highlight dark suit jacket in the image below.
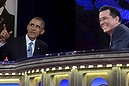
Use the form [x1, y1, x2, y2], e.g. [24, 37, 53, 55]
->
[2, 36, 48, 61]
[0, 8, 14, 37]
[110, 24, 129, 50]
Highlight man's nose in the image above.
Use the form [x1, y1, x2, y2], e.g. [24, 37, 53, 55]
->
[31, 25, 37, 29]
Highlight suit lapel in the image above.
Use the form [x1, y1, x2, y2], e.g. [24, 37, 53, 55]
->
[33, 40, 40, 55]
[19, 36, 27, 58]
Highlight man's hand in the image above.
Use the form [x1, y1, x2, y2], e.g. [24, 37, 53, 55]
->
[0, 24, 12, 43]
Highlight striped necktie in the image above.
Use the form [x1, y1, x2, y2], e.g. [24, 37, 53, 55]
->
[27, 42, 33, 58]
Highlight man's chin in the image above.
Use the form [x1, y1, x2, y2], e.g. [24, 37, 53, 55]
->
[104, 30, 107, 33]
[104, 30, 111, 35]
[103, 30, 108, 33]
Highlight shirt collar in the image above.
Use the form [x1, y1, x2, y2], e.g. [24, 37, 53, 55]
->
[26, 34, 36, 45]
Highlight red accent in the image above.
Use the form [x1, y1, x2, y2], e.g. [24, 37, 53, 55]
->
[4, 57, 8, 61]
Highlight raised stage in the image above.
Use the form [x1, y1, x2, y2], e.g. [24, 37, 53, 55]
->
[0, 50, 129, 86]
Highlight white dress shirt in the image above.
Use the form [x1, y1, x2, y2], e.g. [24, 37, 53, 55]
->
[26, 34, 36, 55]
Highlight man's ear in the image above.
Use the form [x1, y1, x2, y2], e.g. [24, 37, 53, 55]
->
[41, 29, 45, 35]
[115, 16, 120, 22]
[27, 25, 29, 31]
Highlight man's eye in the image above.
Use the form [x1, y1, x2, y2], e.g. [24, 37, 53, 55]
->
[36, 25, 41, 29]
[103, 17, 107, 20]
[99, 17, 108, 22]
[30, 24, 34, 26]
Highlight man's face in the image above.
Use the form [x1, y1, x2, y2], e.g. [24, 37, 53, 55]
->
[27, 18, 44, 40]
[99, 10, 118, 34]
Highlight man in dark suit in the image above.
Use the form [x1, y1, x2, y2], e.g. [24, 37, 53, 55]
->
[99, 6, 129, 50]
[2, 17, 48, 61]
[0, 0, 14, 37]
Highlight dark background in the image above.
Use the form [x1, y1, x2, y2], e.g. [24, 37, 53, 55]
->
[17, 0, 129, 54]
[17, 0, 75, 54]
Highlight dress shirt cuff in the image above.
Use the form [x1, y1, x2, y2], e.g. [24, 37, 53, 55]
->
[0, 42, 5, 47]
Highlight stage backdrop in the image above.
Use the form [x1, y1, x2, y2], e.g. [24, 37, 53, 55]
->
[2, 0, 18, 37]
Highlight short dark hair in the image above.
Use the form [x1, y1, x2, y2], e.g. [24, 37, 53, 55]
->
[30, 17, 45, 29]
[99, 6, 121, 22]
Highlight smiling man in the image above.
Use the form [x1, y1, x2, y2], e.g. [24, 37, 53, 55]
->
[99, 6, 129, 50]
[2, 17, 48, 61]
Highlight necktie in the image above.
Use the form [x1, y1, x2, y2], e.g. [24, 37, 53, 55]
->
[27, 42, 33, 58]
